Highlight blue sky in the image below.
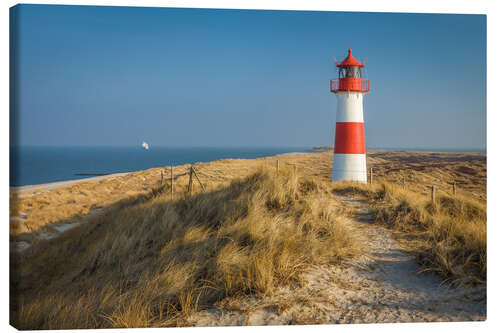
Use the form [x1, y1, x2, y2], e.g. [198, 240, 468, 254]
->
[10, 4, 486, 149]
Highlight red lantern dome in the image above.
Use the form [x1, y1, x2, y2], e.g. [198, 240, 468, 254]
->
[330, 48, 369, 93]
[336, 48, 364, 68]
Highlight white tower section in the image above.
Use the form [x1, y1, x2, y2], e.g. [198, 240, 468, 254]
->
[332, 91, 367, 182]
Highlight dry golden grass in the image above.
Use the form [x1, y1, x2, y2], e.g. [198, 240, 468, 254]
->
[331, 181, 486, 286]
[366, 150, 486, 201]
[11, 167, 360, 329]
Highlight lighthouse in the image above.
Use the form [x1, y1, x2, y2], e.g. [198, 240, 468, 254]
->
[330, 48, 370, 183]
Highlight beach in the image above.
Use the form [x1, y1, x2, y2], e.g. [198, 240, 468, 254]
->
[11, 172, 131, 195]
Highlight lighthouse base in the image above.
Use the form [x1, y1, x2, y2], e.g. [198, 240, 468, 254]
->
[332, 153, 367, 183]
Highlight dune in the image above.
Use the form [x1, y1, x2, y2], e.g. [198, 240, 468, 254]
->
[9, 150, 486, 328]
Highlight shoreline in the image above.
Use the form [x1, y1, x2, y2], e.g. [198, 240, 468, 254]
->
[10, 172, 130, 194]
[10, 151, 318, 193]
[10, 149, 486, 195]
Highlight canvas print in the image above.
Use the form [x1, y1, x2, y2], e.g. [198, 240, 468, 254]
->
[9, 4, 486, 329]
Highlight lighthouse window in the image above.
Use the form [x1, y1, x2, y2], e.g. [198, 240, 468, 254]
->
[350, 67, 360, 78]
[339, 68, 346, 78]
[339, 67, 362, 78]
[354, 67, 361, 78]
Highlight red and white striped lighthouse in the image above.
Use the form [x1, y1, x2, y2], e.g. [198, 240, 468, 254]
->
[330, 48, 370, 183]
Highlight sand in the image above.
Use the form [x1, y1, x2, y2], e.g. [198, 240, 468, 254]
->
[186, 194, 486, 325]
[11, 172, 130, 196]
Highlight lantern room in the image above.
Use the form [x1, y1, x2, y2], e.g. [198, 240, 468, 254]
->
[330, 48, 370, 93]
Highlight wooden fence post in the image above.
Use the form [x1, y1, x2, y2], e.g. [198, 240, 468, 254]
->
[431, 185, 436, 203]
[171, 166, 174, 199]
[160, 170, 163, 185]
[402, 175, 406, 189]
[370, 167, 373, 185]
[192, 167, 206, 192]
[188, 166, 193, 195]
[276, 160, 279, 172]
[453, 182, 457, 196]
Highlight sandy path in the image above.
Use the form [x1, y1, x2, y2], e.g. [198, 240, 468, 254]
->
[187, 195, 486, 326]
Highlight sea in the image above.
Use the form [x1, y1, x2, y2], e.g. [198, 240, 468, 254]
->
[10, 146, 311, 187]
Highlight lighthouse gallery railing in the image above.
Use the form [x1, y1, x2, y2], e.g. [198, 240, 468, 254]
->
[330, 79, 370, 93]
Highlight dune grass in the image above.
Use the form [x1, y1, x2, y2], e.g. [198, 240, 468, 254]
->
[11, 167, 360, 329]
[331, 181, 486, 286]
